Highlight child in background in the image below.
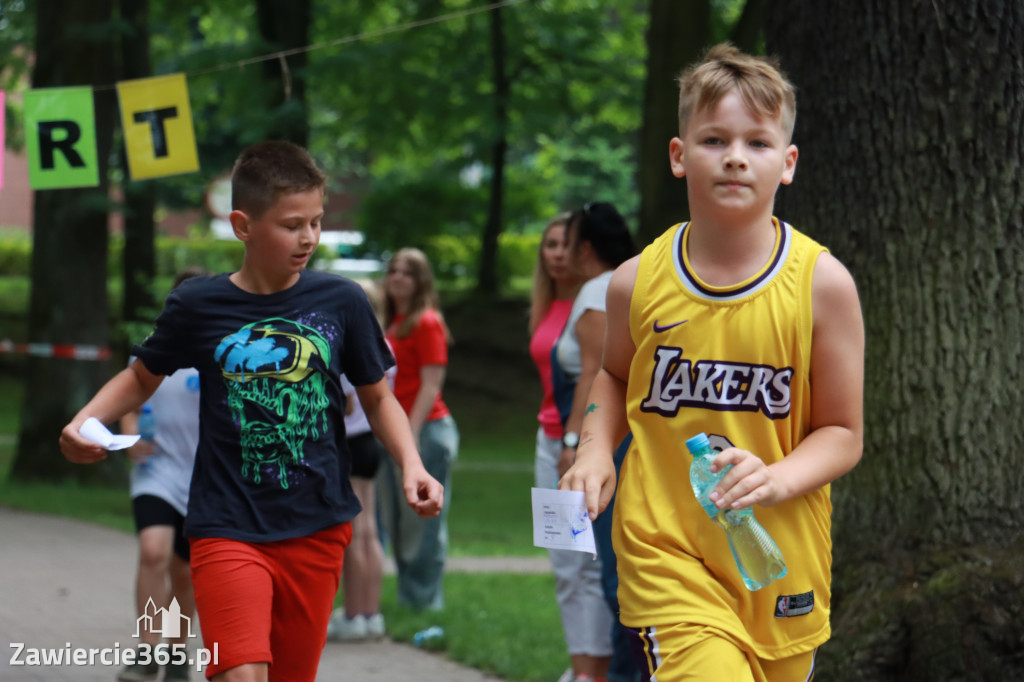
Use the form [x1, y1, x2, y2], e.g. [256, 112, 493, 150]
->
[117, 267, 206, 682]
[378, 247, 459, 611]
[552, 203, 638, 682]
[61, 140, 443, 682]
[530, 214, 613, 682]
[560, 44, 864, 681]
[327, 279, 396, 642]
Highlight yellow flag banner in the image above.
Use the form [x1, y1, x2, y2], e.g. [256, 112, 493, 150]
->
[117, 73, 200, 181]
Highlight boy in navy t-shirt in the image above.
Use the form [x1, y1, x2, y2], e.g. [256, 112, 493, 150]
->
[60, 140, 443, 682]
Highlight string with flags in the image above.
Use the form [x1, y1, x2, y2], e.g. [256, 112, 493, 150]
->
[1, 0, 526, 190]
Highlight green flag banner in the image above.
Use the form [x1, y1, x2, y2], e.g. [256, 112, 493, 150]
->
[25, 87, 99, 190]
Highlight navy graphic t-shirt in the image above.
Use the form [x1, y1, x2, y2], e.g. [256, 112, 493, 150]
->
[132, 270, 393, 542]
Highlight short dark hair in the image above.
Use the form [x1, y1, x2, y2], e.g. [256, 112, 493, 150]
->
[567, 202, 637, 269]
[230, 140, 327, 218]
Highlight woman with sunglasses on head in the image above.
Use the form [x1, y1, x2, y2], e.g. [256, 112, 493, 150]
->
[550, 203, 639, 682]
[530, 214, 603, 682]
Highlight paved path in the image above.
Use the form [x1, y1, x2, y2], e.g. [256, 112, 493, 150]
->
[0, 508, 549, 681]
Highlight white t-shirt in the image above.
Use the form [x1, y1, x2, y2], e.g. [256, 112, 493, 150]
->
[129, 366, 201, 515]
[341, 342, 397, 438]
[556, 270, 613, 378]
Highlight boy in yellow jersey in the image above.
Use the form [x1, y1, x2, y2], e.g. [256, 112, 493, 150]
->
[560, 44, 864, 682]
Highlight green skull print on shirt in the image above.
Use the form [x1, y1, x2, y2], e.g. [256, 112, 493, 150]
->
[214, 318, 331, 489]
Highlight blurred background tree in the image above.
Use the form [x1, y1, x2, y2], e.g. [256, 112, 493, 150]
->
[767, 1, 1024, 678]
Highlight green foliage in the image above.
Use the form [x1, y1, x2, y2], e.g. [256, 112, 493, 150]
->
[0, 1, 34, 151]
[309, 0, 649, 251]
[0, 229, 31, 277]
[359, 171, 488, 250]
[423, 233, 480, 280]
[420, 231, 540, 285]
[0, 231, 330, 292]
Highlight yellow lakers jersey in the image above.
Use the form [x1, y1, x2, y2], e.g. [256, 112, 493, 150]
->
[614, 218, 832, 659]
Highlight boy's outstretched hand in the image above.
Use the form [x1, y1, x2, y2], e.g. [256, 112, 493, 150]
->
[59, 418, 109, 464]
[558, 449, 617, 522]
[402, 466, 444, 518]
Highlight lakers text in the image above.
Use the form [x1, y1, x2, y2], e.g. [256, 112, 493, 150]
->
[10, 642, 219, 671]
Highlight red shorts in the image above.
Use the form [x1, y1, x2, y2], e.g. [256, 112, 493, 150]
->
[190, 524, 352, 681]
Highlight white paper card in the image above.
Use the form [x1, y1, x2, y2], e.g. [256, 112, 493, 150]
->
[79, 417, 141, 450]
[531, 487, 597, 555]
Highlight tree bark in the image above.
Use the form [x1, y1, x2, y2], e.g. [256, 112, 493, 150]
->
[255, 0, 311, 146]
[766, 2, 1024, 678]
[11, 0, 123, 484]
[477, 3, 509, 294]
[636, 0, 711, 246]
[119, 0, 156, 346]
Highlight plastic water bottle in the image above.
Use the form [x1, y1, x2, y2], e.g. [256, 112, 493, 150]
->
[137, 404, 156, 469]
[686, 432, 787, 591]
[412, 625, 444, 647]
[138, 404, 156, 441]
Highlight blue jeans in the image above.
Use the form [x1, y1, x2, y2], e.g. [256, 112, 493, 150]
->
[592, 434, 641, 682]
[376, 415, 458, 610]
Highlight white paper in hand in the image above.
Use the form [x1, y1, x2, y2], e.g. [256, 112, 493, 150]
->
[531, 487, 597, 555]
[79, 417, 141, 450]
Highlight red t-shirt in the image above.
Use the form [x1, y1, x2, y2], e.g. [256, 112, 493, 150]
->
[529, 299, 574, 439]
[387, 309, 450, 421]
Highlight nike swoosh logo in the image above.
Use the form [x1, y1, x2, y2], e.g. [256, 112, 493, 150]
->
[653, 319, 688, 333]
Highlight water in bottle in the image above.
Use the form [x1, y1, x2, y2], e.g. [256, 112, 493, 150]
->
[137, 404, 156, 469]
[138, 404, 156, 441]
[686, 432, 787, 591]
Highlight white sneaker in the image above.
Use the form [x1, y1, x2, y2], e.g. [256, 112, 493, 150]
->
[326, 610, 367, 642]
[365, 613, 386, 639]
[556, 669, 575, 682]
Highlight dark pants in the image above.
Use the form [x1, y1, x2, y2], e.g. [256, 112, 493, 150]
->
[592, 434, 641, 682]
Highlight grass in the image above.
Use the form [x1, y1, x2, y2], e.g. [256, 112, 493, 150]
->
[366, 573, 567, 682]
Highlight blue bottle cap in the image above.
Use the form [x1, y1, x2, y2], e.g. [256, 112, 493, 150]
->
[685, 432, 710, 454]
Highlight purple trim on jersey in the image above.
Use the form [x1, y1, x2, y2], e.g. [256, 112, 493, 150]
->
[675, 220, 792, 301]
[624, 625, 658, 681]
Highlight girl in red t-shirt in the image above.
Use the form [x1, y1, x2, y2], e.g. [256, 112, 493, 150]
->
[379, 247, 459, 610]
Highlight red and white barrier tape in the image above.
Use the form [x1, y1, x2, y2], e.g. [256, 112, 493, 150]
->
[0, 339, 112, 361]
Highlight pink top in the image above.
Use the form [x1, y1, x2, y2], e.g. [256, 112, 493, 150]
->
[529, 299, 574, 439]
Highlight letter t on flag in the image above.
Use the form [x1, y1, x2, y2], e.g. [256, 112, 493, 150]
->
[117, 74, 200, 181]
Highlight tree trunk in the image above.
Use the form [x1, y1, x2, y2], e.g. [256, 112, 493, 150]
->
[477, 4, 509, 294]
[728, 0, 765, 55]
[11, 0, 123, 485]
[636, 0, 711, 246]
[119, 0, 156, 349]
[766, 2, 1024, 679]
[255, 0, 311, 146]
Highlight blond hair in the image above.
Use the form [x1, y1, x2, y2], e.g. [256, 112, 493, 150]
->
[353, 278, 385, 329]
[384, 248, 452, 342]
[677, 43, 797, 140]
[528, 214, 573, 336]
